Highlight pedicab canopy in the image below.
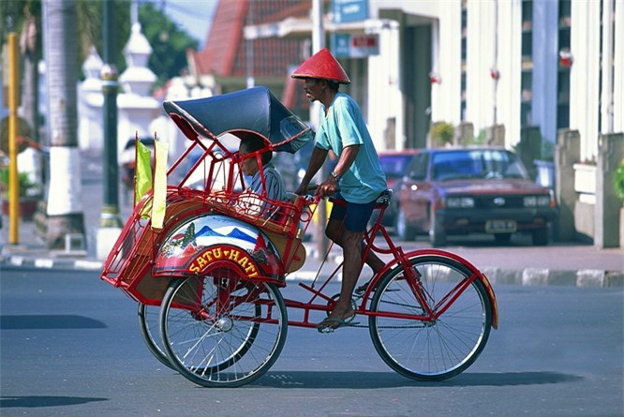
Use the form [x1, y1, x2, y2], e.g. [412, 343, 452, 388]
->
[163, 86, 312, 153]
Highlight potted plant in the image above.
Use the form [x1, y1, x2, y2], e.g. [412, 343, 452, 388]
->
[429, 121, 454, 148]
[0, 167, 42, 219]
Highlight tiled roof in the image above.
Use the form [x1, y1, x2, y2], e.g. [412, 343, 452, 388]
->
[190, 0, 310, 78]
[190, 0, 248, 76]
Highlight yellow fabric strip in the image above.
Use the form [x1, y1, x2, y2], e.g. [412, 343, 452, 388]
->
[151, 139, 169, 230]
[134, 140, 153, 208]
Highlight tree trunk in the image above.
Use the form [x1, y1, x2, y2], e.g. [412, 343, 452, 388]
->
[43, 0, 85, 249]
[20, 16, 39, 144]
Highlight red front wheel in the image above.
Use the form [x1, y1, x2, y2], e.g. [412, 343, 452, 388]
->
[369, 255, 492, 381]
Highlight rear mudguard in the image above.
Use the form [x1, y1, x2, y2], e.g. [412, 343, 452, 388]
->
[153, 214, 282, 279]
[370, 248, 499, 329]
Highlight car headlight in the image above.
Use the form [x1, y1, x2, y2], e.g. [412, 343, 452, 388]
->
[446, 197, 475, 208]
[537, 195, 551, 206]
[524, 195, 551, 207]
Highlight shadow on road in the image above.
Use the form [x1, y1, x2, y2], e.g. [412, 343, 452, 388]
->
[0, 395, 108, 408]
[0, 315, 106, 330]
[254, 370, 583, 388]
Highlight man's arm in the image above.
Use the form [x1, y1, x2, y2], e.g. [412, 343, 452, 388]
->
[295, 146, 329, 195]
[317, 144, 360, 197]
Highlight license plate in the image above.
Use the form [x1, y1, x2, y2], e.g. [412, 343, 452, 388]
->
[485, 220, 517, 233]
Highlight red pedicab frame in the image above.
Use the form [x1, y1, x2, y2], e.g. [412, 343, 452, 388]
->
[100, 86, 499, 388]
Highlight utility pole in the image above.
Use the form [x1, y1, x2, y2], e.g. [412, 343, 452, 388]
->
[7, 32, 19, 244]
[311, 0, 329, 260]
[100, 0, 121, 228]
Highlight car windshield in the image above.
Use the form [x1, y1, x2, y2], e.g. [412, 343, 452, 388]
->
[432, 149, 528, 181]
[379, 154, 415, 178]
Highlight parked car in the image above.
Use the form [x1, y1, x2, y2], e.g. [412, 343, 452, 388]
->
[375, 149, 420, 227]
[394, 147, 557, 246]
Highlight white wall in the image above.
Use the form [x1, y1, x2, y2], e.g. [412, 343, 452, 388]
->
[430, 2, 462, 126]
[570, 0, 601, 161]
[368, 0, 618, 158]
[466, 1, 496, 132]
[496, 0, 522, 147]
[369, 0, 462, 149]
[367, 19, 403, 151]
[614, 0, 624, 134]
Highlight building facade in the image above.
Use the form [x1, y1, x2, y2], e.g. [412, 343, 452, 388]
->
[364, 0, 623, 158]
[241, 0, 622, 160]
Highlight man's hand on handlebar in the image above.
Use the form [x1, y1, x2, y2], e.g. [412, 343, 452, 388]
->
[294, 181, 310, 196]
[317, 174, 339, 197]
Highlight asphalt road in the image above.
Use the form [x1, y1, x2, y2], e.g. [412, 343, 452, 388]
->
[0, 268, 623, 417]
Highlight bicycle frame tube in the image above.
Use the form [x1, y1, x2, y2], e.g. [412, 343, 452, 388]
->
[280, 194, 498, 330]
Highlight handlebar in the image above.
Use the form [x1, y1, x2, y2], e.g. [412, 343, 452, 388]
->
[296, 184, 341, 206]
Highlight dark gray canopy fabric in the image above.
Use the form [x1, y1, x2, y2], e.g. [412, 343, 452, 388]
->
[163, 86, 312, 153]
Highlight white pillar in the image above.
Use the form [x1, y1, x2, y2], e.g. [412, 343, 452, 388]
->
[600, 0, 614, 134]
[466, 0, 496, 132]
[368, 19, 402, 151]
[531, 0, 558, 144]
[570, 0, 601, 161]
[497, 0, 522, 149]
[431, 4, 462, 126]
[78, 46, 104, 151]
[614, 0, 624, 133]
[309, 0, 324, 131]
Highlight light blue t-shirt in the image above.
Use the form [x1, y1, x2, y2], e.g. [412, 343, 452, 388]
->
[315, 93, 387, 204]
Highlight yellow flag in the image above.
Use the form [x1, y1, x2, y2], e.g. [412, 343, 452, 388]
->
[134, 139, 153, 208]
[151, 139, 169, 230]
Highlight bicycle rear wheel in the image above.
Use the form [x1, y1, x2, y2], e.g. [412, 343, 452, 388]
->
[137, 303, 174, 369]
[369, 255, 492, 381]
[160, 269, 287, 388]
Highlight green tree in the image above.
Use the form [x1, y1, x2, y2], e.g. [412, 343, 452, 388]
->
[139, 2, 198, 87]
[1, 0, 42, 144]
[2, 0, 197, 90]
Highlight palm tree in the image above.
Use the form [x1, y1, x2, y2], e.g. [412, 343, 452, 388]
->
[42, 0, 85, 249]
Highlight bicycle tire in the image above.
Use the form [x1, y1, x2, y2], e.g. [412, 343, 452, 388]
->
[369, 255, 492, 381]
[160, 271, 288, 388]
[137, 302, 174, 369]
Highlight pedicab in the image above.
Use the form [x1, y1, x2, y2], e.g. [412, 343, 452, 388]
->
[100, 86, 499, 388]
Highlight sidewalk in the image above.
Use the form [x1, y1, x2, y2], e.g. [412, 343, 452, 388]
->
[1, 151, 623, 287]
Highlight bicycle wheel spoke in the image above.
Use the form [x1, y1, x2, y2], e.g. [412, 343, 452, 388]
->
[370, 256, 492, 381]
[160, 267, 287, 387]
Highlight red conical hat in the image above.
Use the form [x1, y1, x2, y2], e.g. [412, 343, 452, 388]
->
[291, 48, 351, 84]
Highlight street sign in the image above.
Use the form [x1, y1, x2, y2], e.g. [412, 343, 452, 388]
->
[332, 0, 369, 24]
[331, 33, 379, 58]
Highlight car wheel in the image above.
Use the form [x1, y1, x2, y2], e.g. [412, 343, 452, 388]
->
[395, 208, 417, 241]
[429, 209, 447, 247]
[532, 227, 549, 246]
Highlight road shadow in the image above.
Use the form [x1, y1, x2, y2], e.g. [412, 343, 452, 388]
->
[0, 395, 108, 409]
[0, 315, 106, 330]
[253, 371, 582, 389]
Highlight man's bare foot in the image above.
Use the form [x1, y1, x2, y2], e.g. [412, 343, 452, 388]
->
[317, 309, 358, 333]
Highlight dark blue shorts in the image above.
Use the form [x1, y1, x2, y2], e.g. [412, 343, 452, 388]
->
[329, 194, 376, 232]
